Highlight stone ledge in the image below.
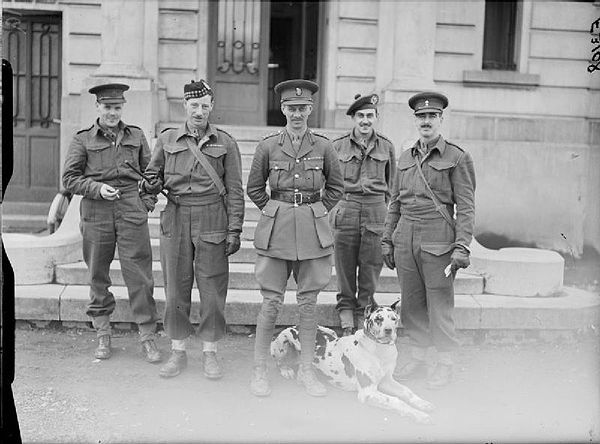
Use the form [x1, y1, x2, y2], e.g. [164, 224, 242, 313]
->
[12, 284, 600, 332]
[463, 70, 540, 89]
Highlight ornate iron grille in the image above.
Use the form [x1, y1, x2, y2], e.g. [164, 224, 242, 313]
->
[216, 0, 261, 75]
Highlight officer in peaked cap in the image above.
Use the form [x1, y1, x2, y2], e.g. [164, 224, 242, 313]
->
[247, 79, 343, 397]
[62, 82, 161, 364]
[331, 92, 396, 336]
[142, 79, 244, 380]
[382, 90, 475, 389]
[88, 83, 130, 104]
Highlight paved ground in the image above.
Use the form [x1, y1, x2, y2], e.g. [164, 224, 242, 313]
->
[10, 325, 600, 444]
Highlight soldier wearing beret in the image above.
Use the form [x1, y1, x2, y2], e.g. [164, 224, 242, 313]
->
[247, 79, 344, 397]
[331, 93, 396, 336]
[142, 80, 244, 380]
[382, 92, 476, 389]
[62, 83, 161, 363]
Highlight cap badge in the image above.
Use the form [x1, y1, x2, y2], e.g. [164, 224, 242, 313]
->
[371, 95, 379, 105]
[424, 100, 429, 107]
[295, 88, 302, 96]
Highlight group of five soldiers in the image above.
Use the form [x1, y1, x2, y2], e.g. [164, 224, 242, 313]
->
[62, 78, 475, 397]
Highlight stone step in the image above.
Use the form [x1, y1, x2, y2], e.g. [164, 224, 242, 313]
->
[1, 214, 48, 233]
[54, 260, 483, 294]
[15, 284, 600, 331]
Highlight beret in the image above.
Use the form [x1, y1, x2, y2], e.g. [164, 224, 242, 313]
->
[184, 79, 213, 100]
[346, 93, 379, 116]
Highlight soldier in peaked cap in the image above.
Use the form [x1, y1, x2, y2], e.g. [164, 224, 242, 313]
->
[330, 93, 396, 336]
[62, 83, 161, 363]
[142, 79, 244, 380]
[247, 79, 343, 397]
[382, 91, 475, 389]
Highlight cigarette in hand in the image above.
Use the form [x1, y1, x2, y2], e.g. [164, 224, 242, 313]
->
[444, 264, 452, 277]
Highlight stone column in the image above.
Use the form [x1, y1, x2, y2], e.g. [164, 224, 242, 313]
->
[81, 0, 159, 140]
[375, 1, 438, 151]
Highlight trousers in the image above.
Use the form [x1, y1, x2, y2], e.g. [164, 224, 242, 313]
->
[253, 255, 332, 366]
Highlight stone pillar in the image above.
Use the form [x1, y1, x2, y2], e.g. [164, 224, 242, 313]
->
[375, 1, 438, 151]
[81, 0, 159, 140]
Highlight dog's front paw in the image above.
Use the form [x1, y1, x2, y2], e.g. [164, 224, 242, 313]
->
[279, 366, 296, 380]
[415, 399, 435, 412]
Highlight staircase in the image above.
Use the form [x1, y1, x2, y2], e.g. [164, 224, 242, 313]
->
[49, 124, 485, 327]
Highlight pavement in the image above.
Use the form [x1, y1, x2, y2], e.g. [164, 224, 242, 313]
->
[9, 325, 600, 444]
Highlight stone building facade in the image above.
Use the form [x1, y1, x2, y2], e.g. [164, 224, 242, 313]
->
[2, 0, 599, 256]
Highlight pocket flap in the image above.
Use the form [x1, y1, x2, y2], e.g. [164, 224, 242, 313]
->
[310, 201, 328, 218]
[304, 159, 324, 171]
[397, 159, 416, 170]
[337, 148, 360, 162]
[429, 161, 455, 171]
[199, 231, 227, 244]
[164, 143, 188, 154]
[368, 147, 389, 162]
[269, 160, 291, 171]
[260, 199, 279, 218]
[202, 146, 227, 158]
[421, 243, 453, 256]
[87, 141, 111, 152]
[122, 212, 147, 226]
[365, 222, 384, 235]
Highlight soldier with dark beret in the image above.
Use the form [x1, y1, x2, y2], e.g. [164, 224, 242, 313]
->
[331, 93, 396, 336]
[247, 79, 344, 397]
[62, 83, 161, 363]
[142, 80, 245, 380]
[382, 91, 476, 389]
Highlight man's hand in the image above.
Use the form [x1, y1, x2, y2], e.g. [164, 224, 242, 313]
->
[140, 194, 158, 212]
[450, 247, 470, 274]
[100, 184, 121, 200]
[225, 233, 241, 256]
[141, 172, 163, 194]
[382, 240, 395, 270]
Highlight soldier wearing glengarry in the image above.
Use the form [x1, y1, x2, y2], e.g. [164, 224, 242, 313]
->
[62, 83, 161, 364]
[382, 92, 476, 389]
[247, 79, 344, 398]
[331, 93, 396, 336]
[141, 80, 245, 380]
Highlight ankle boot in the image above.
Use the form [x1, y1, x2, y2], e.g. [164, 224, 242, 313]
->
[94, 335, 112, 360]
[250, 364, 271, 397]
[159, 350, 187, 378]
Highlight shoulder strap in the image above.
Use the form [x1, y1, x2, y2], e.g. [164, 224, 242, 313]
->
[185, 138, 227, 196]
[414, 157, 455, 229]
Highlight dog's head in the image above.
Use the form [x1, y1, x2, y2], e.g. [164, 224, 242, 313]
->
[363, 300, 400, 344]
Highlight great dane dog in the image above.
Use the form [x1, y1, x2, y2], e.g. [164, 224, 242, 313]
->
[270, 301, 434, 423]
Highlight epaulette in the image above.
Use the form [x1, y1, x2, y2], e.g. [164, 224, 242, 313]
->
[332, 133, 350, 143]
[262, 131, 281, 140]
[311, 131, 330, 140]
[76, 124, 93, 134]
[160, 127, 176, 134]
[127, 124, 142, 131]
[445, 140, 465, 152]
[215, 127, 234, 139]
[377, 132, 393, 144]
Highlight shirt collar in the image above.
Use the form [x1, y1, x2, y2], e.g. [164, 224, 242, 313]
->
[93, 119, 126, 138]
[176, 122, 217, 142]
[411, 135, 446, 157]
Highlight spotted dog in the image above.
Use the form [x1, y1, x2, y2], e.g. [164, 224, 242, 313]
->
[270, 301, 434, 423]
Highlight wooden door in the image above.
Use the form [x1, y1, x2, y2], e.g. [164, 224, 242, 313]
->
[208, 0, 270, 126]
[3, 13, 62, 202]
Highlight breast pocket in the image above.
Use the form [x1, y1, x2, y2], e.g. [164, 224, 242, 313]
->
[163, 143, 189, 176]
[365, 150, 388, 181]
[427, 161, 454, 194]
[121, 143, 139, 165]
[268, 161, 291, 190]
[86, 142, 113, 172]
[304, 159, 324, 190]
[397, 159, 416, 191]
[202, 146, 227, 177]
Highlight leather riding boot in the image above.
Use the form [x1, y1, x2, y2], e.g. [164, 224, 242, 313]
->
[159, 350, 187, 378]
[203, 351, 223, 379]
[297, 365, 327, 397]
[426, 363, 453, 389]
[250, 364, 271, 397]
[94, 335, 112, 360]
[141, 339, 162, 363]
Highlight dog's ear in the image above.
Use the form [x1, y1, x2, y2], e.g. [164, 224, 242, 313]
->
[390, 299, 400, 312]
[364, 299, 379, 317]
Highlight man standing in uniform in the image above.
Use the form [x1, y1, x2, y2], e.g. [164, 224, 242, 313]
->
[382, 92, 475, 389]
[247, 79, 344, 397]
[141, 80, 244, 380]
[331, 93, 396, 336]
[62, 83, 161, 363]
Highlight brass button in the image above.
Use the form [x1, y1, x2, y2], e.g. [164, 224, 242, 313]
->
[294, 174, 299, 178]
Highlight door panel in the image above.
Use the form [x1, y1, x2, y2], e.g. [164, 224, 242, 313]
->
[3, 14, 61, 202]
[208, 0, 270, 126]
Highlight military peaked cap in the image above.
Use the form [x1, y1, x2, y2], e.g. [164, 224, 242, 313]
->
[408, 91, 449, 114]
[275, 79, 319, 105]
[88, 83, 129, 104]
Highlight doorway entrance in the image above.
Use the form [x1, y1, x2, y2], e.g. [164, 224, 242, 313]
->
[208, 1, 322, 127]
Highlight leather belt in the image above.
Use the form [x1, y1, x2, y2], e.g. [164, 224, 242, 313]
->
[169, 193, 223, 206]
[271, 190, 321, 206]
